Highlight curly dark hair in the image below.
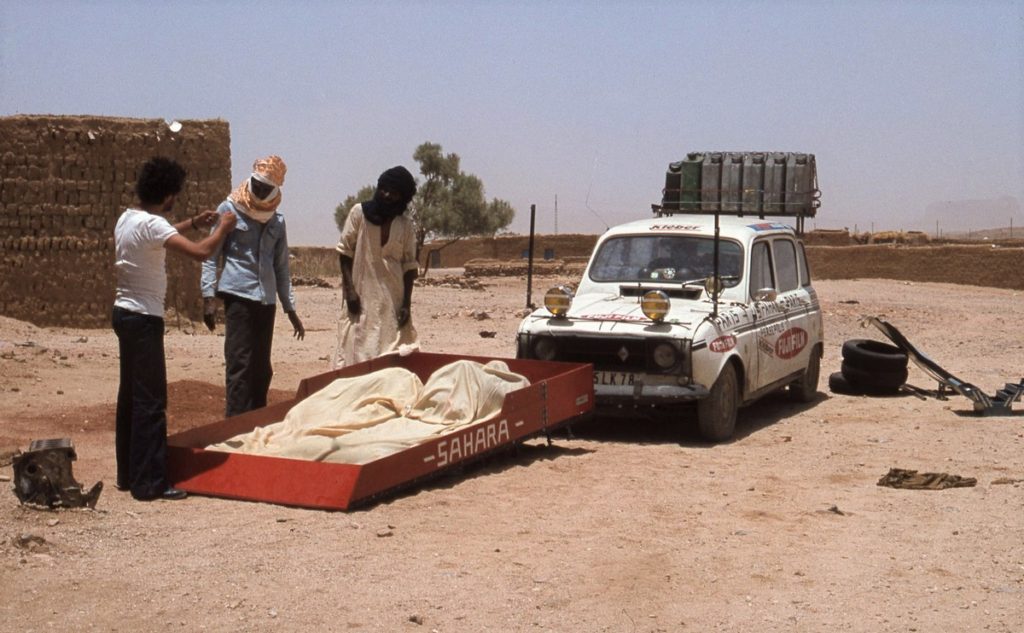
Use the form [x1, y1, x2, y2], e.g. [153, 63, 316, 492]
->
[135, 157, 187, 205]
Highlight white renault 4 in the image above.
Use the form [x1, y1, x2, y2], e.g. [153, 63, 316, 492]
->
[515, 215, 823, 442]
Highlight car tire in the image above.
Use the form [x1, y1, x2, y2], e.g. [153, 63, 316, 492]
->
[841, 339, 908, 372]
[840, 360, 908, 390]
[828, 371, 861, 395]
[829, 370, 904, 397]
[697, 363, 739, 442]
[788, 346, 821, 403]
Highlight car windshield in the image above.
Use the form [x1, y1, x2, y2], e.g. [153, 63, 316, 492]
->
[588, 235, 743, 285]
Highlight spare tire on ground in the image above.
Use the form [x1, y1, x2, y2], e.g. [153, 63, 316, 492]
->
[830, 338, 911, 396]
[841, 339, 908, 372]
[828, 371, 862, 395]
[840, 360, 908, 390]
[828, 371, 905, 397]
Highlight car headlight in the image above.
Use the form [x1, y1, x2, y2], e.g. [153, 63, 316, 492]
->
[531, 336, 558, 360]
[543, 286, 573, 317]
[651, 342, 678, 369]
[640, 290, 670, 323]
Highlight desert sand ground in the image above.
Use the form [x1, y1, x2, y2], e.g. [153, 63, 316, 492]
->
[1, 274, 1022, 632]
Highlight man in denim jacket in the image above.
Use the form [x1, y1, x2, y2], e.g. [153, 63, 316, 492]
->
[201, 155, 305, 417]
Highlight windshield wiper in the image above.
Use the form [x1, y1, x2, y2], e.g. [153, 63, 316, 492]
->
[680, 275, 740, 287]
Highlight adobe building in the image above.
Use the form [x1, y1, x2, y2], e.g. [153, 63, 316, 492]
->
[0, 115, 231, 327]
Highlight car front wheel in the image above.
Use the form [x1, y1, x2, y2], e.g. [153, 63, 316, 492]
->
[697, 363, 739, 442]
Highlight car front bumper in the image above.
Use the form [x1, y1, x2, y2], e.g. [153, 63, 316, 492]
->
[594, 380, 710, 406]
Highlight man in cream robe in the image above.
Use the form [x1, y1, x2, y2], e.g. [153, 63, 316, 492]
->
[335, 166, 419, 367]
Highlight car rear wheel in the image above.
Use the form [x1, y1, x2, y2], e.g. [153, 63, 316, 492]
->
[788, 346, 821, 403]
[697, 363, 738, 442]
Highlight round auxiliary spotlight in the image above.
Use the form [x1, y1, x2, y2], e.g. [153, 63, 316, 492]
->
[543, 286, 573, 317]
[704, 276, 724, 296]
[640, 290, 670, 323]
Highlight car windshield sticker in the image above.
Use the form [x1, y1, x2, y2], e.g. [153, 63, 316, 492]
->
[747, 222, 790, 231]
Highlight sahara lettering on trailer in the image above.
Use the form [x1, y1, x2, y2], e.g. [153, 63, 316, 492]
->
[709, 334, 737, 353]
[434, 418, 511, 468]
[775, 327, 808, 359]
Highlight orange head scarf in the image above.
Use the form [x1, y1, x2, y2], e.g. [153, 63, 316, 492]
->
[229, 155, 287, 221]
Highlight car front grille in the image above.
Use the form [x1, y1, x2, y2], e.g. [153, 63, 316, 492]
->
[520, 333, 686, 373]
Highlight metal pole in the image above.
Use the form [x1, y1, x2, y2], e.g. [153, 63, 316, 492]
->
[712, 212, 720, 319]
[526, 204, 536, 309]
[554, 195, 558, 235]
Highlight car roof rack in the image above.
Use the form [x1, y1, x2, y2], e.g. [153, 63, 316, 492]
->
[656, 151, 821, 234]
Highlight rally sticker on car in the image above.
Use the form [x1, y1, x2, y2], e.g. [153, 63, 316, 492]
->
[775, 327, 808, 359]
[747, 222, 790, 232]
[649, 224, 701, 231]
[709, 334, 737, 353]
[580, 313, 649, 322]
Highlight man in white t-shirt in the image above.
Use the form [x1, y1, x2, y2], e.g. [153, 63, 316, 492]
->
[112, 156, 236, 501]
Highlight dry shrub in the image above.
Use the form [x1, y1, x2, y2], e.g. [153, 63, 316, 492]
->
[867, 231, 930, 245]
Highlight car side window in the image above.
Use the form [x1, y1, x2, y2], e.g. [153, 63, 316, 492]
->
[773, 239, 799, 292]
[797, 242, 811, 287]
[749, 241, 773, 298]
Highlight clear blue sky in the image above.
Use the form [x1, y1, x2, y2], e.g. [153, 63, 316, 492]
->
[2, 1, 1022, 245]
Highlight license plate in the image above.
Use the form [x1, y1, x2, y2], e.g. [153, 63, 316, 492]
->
[593, 371, 637, 386]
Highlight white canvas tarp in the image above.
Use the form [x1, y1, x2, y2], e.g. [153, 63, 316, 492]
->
[208, 359, 529, 465]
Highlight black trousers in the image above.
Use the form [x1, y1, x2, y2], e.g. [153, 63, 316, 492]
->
[223, 295, 277, 417]
[112, 306, 170, 500]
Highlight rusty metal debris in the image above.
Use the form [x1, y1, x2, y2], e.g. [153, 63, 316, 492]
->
[865, 317, 1024, 416]
[12, 438, 103, 509]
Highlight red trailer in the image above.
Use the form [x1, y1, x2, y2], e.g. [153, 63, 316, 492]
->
[167, 352, 593, 510]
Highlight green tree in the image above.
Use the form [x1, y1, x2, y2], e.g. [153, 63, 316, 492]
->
[333, 142, 515, 268]
[409, 142, 515, 264]
[334, 184, 376, 233]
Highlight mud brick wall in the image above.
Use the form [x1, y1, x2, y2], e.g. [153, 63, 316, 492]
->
[0, 115, 231, 327]
[805, 244, 1024, 291]
[422, 233, 598, 269]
